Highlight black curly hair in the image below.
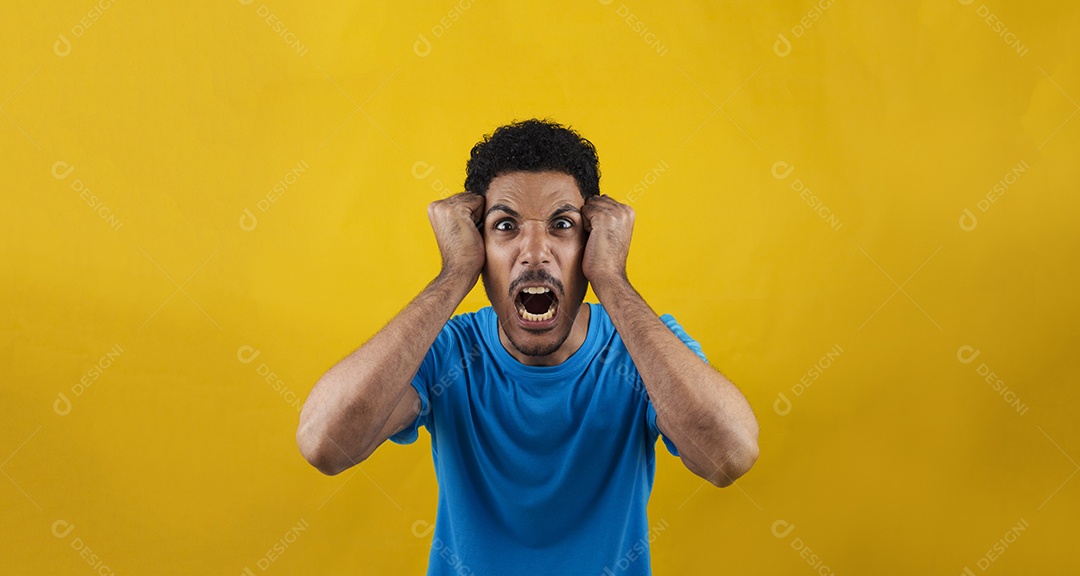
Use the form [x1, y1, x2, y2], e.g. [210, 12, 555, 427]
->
[464, 118, 601, 199]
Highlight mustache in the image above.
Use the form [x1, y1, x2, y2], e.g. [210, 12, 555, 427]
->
[508, 269, 564, 299]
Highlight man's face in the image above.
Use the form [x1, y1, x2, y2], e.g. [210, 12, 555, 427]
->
[480, 171, 589, 361]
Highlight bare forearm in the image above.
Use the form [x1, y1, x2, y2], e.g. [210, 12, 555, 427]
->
[593, 276, 759, 486]
[297, 270, 474, 471]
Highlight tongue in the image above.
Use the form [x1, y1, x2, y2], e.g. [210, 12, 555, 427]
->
[522, 293, 553, 315]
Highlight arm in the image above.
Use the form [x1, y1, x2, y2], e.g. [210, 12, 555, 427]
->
[296, 192, 485, 475]
[581, 195, 759, 488]
[595, 278, 759, 487]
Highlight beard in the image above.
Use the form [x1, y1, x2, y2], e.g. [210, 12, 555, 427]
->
[482, 270, 578, 358]
[504, 325, 573, 357]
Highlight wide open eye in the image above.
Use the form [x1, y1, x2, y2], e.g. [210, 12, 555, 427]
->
[494, 219, 516, 231]
[552, 217, 573, 230]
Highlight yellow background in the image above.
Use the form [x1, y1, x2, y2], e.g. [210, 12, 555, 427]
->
[3, 1, 1078, 574]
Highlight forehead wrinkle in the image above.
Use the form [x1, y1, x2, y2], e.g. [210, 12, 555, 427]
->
[486, 180, 583, 221]
[490, 200, 580, 222]
[550, 204, 581, 218]
[485, 203, 521, 219]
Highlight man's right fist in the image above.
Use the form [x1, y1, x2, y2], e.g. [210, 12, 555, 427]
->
[427, 192, 486, 282]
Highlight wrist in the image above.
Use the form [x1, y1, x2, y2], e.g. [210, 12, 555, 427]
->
[434, 266, 479, 300]
[589, 269, 631, 298]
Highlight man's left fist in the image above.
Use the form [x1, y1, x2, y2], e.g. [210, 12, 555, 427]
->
[581, 194, 635, 287]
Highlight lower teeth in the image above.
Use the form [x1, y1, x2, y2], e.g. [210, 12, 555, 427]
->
[518, 301, 556, 322]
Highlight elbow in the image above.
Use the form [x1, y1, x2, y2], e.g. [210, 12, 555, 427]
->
[678, 414, 760, 488]
[310, 458, 346, 477]
[705, 417, 759, 487]
[711, 440, 758, 488]
[296, 418, 358, 476]
[303, 448, 347, 477]
[297, 427, 336, 475]
[712, 413, 760, 488]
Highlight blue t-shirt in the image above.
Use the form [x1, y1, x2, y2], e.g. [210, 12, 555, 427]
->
[389, 302, 709, 575]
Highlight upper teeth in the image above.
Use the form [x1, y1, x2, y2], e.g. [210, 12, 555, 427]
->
[522, 287, 550, 294]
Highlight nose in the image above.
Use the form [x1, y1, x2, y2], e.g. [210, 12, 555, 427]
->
[518, 221, 552, 266]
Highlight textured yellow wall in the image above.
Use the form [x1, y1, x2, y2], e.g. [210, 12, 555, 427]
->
[3, 1, 1078, 574]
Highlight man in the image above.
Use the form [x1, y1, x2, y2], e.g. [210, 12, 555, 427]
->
[297, 119, 759, 574]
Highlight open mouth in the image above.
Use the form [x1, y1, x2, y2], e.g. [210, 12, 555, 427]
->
[515, 286, 559, 323]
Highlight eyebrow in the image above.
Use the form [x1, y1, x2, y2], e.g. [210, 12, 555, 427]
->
[485, 203, 581, 220]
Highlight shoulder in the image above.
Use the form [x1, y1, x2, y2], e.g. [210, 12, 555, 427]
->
[591, 302, 681, 334]
[436, 306, 495, 346]
[656, 311, 708, 363]
[658, 312, 685, 334]
[597, 304, 707, 363]
[445, 306, 493, 330]
[416, 307, 493, 370]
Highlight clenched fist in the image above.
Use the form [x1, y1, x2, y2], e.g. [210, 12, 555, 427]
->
[581, 194, 635, 288]
[428, 192, 486, 282]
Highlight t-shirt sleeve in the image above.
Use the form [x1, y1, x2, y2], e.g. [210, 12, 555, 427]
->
[387, 328, 445, 445]
[646, 313, 711, 457]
